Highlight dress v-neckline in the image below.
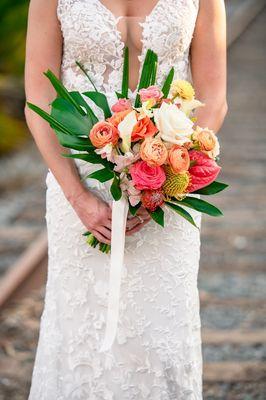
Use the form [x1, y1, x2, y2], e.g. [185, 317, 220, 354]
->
[95, 0, 163, 94]
[95, 0, 162, 23]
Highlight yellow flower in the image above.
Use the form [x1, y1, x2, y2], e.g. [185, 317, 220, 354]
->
[170, 80, 195, 101]
[163, 166, 190, 200]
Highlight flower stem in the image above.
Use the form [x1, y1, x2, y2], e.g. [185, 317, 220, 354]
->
[84, 231, 111, 254]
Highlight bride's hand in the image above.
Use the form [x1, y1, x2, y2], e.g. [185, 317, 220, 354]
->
[70, 190, 112, 244]
[125, 206, 151, 236]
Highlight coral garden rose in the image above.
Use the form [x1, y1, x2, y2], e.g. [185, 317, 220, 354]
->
[89, 121, 119, 148]
[193, 126, 220, 159]
[131, 116, 158, 142]
[153, 102, 193, 145]
[111, 98, 132, 113]
[139, 85, 163, 103]
[140, 137, 168, 167]
[108, 109, 132, 128]
[130, 160, 166, 190]
[141, 189, 164, 211]
[188, 150, 221, 192]
[168, 145, 190, 173]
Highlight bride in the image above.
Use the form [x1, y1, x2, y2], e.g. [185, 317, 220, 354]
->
[24, 0, 227, 399]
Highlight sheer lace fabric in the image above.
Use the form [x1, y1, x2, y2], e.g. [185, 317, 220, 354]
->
[29, 1, 203, 399]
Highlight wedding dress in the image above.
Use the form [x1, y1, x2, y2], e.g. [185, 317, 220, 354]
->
[29, 1, 203, 399]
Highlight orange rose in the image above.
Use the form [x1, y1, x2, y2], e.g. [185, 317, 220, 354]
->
[107, 109, 132, 128]
[89, 121, 119, 148]
[168, 145, 190, 173]
[193, 127, 215, 149]
[131, 116, 158, 142]
[140, 137, 168, 167]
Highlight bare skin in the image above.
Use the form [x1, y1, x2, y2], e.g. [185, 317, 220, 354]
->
[24, 0, 227, 244]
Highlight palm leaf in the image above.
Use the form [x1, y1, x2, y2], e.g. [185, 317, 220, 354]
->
[44, 70, 85, 115]
[27, 103, 71, 135]
[161, 67, 174, 97]
[83, 91, 112, 119]
[75, 61, 98, 92]
[51, 98, 93, 136]
[121, 46, 129, 98]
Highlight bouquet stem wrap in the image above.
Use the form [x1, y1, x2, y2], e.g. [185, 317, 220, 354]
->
[99, 194, 129, 352]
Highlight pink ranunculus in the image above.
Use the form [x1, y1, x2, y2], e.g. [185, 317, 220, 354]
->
[188, 150, 221, 192]
[139, 85, 163, 103]
[129, 160, 166, 190]
[111, 98, 132, 113]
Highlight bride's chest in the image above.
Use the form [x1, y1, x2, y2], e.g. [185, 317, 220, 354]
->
[58, 0, 199, 61]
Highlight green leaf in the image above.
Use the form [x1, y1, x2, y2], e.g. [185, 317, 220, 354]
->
[44, 70, 85, 115]
[149, 207, 165, 227]
[51, 98, 93, 136]
[161, 67, 174, 98]
[116, 91, 125, 99]
[83, 91, 112, 119]
[178, 197, 223, 217]
[85, 168, 114, 183]
[110, 174, 122, 200]
[128, 202, 141, 216]
[63, 152, 113, 169]
[55, 131, 93, 151]
[75, 61, 98, 92]
[70, 91, 98, 125]
[27, 103, 71, 135]
[193, 181, 229, 195]
[134, 49, 158, 107]
[150, 52, 158, 86]
[121, 47, 129, 99]
[166, 202, 197, 227]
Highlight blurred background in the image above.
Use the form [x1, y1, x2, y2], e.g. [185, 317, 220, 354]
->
[0, 0, 266, 399]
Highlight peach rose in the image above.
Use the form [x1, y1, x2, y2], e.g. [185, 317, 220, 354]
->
[193, 126, 220, 159]
[130, 160, 166, 190]
[139, 85, 163, 103]
[140, 137, 168, 167]
[108, 109, 132, 128]
[131, 116, 158, 142]
[89, 121, 119, 148]
[168, 145, 190, 173]
[111, 98, 132, 113]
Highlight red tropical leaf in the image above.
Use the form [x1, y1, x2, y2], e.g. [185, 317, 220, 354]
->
[188, 150, 221, 192]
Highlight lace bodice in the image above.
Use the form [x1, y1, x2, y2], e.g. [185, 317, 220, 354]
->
[57, 0, 199, 99]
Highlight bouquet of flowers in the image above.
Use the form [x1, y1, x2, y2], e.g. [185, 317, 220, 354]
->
[28, 49, 228, 351]
[28, 49, 227, 253]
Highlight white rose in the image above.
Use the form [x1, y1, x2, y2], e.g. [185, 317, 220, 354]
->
[153, 102, 193, 145]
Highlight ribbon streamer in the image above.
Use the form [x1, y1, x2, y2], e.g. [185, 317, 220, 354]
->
[99, 195, 129, 352]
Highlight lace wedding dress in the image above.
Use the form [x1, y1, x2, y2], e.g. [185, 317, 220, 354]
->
[29, 1, 203, 399]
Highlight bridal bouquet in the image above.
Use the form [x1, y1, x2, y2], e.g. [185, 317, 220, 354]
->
[28, 48, 228, 351]
[28, 49, 227, 255]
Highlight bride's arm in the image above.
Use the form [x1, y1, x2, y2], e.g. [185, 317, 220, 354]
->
[24, 0, 112, 244]
[190, 0, 228, 132]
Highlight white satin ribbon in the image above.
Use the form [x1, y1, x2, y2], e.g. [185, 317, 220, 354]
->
[99, 194, 129, 352]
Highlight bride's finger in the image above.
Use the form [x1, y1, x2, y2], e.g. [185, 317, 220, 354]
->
[92, 230, 111, 245]
[126, 216, 143, 230]
[97, 226, 111, 242]
[125, 218, 150, 236]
